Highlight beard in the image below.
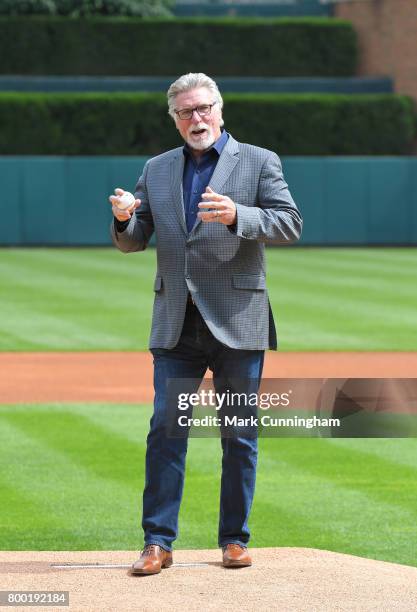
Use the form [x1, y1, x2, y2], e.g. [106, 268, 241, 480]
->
[186, 123, 216, 152]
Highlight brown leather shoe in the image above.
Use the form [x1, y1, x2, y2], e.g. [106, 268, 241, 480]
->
[222, 544, 252, 568]
[131, 544, 173, 575]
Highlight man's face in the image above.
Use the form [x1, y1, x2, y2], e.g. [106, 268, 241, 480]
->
[173, 87, 223, 153]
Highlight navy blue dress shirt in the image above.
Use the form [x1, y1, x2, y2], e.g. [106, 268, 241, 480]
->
[182, 129, 229, 233]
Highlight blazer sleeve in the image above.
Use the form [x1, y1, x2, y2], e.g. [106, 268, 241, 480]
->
[110, 161, 155, 253]
[233, 151, 302, 245]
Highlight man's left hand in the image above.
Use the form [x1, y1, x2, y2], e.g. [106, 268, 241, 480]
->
[197, 186, 237, 226]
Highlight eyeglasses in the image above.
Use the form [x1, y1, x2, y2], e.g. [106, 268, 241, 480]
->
[174, 102, 217, 121]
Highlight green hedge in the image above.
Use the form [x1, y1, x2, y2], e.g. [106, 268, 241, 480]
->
[0, 17, 356, 76]
[0, 0, 172, 17]
[0, 93, 414, 155]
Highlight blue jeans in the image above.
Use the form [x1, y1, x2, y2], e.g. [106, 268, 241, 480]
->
[142, 300, 264, 551]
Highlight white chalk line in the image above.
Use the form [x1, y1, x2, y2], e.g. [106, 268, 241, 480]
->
[50, 563, 210, 569]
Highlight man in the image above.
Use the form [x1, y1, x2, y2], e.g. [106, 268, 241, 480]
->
[109, 73, 302, 574]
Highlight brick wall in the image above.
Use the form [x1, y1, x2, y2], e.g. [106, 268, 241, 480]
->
[335, 0, 417, 100]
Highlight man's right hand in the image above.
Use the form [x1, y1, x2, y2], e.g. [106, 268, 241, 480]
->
[109, 187, 141, 222]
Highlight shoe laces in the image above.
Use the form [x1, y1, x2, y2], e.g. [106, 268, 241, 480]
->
[142, 544, 157, 557]
[223, 543, 245, 552]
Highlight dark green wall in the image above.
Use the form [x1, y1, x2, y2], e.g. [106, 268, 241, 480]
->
[0, 76, 392, 94]
[173, 0, 331, 17]
[283, 158, 417, 245]
[1, 157, 416, 246]
[0, 157, 147, 246]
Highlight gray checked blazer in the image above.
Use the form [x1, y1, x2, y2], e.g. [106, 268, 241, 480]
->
[111, 134, 302, 350]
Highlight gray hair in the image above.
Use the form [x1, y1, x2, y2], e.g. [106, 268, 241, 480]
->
[167, 73, 224, 120]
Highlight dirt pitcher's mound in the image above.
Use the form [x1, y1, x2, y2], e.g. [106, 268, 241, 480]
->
[1, 548, 416, 611]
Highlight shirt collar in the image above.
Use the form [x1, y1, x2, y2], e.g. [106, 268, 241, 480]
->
[183, 129, 229, 159]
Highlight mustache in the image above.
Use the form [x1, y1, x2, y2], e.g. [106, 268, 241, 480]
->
[188, 123, 209, 135]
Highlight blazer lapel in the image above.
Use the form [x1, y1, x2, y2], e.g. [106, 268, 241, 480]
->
[191, 135, 240, 234]
[209, 135, 240, 194]
[169, 151, 188, 236]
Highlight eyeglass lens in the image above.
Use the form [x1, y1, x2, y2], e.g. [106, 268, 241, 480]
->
[178, 104, 213, 120]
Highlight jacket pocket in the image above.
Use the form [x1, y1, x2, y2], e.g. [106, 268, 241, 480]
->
[153, 275, 163, 291]
[232, 273, 266, 290]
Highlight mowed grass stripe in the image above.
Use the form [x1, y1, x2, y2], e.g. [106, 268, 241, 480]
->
[269, 271, 417, 315]
[0, 412, 141, 504]
[273, 293, 417, 334]
[261, 439, 417, 512]
[0, 250, 154, 285]
[0, 408, 146, 487]
[0, 276, 152, 351]
[273, 310, 415, 351]
[0, 481, 64, 543]
[69, 403, 210, 480]
[279, 325, 385, 352]
[1, 247, 417, 350]
[0, 403, 205, 487]
[0, 249, 154, 350]
[272, 288, 417, 324]
[0, 255, 154, 309]
[326, 438, 417, 470]
[269, 251, 417, 348]
[274, 248, 417, 269]
[252, 475, 417, 567]
[0, 247, 156, 277]
[1, 404, 416, 565]
[0, 417, 141, 550]
[66, 403, 153, 446]
[270, 264, 417, 298]
[254, 440, 417, 566]
[0, 302, 138, 350]
[251, 499, 356, 551]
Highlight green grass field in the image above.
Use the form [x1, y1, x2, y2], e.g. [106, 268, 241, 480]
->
[1, 247, 416, 566]
[1, 247, 417, 351]
[0, 403, 416, 567]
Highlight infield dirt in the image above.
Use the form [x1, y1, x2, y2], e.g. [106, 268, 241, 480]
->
[1, 351, 416, 404]
[2, 548, 417, 612]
